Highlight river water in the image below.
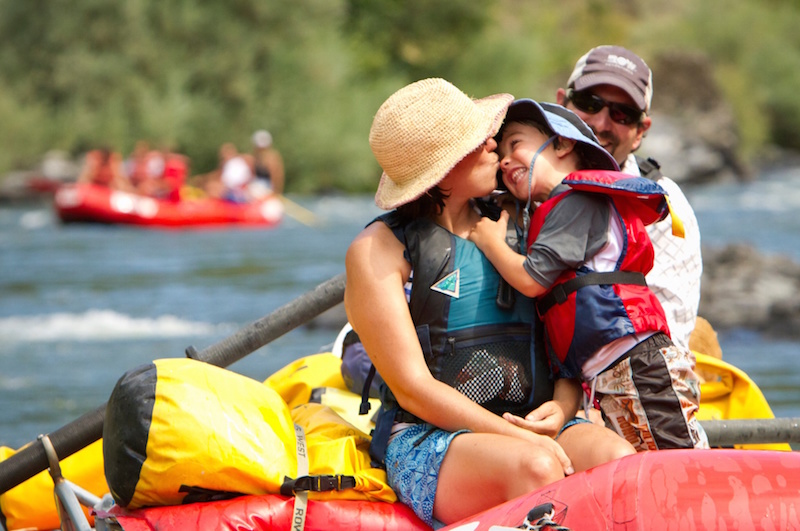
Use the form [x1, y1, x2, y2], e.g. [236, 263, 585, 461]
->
[1, 168, 800, 450]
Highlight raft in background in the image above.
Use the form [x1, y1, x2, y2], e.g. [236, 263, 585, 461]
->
[53, 183, 284, 228]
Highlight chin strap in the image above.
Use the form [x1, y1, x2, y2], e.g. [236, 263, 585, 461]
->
[522, 136, 557, 245]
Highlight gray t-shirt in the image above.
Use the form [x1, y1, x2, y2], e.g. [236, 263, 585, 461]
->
[523, 184, 611, 288]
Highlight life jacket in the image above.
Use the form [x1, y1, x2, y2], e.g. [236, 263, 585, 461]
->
[527, 170, 671, 377]
[368, 211, 553, 465]
[255, 160, 272, 185]
[161, 154, 188, 202]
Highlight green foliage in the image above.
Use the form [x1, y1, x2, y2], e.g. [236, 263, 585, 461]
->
[0, 0, 799, 191]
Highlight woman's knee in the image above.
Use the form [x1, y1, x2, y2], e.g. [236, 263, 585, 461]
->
[514, 448, 564, 490]
[605, 437, 637, 461]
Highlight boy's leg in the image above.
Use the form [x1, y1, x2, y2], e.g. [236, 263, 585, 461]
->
[594, 333, 709, 451]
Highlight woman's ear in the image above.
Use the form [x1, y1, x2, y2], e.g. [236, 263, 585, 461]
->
[554, 136, 577, 159]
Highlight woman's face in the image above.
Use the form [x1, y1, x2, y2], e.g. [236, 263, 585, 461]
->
[441, 137, 500, 199]
[497, 122, 553, 202]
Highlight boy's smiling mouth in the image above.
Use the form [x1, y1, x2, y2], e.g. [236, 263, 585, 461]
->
[505, 166, 528, 186]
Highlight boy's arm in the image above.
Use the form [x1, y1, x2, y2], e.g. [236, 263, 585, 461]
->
[469, 210, 547, 298]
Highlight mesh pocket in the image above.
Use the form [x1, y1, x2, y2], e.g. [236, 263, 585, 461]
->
[440, 338, 532, 410]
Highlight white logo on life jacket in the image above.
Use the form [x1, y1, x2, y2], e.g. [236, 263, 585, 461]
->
[431, 269, 460, 298]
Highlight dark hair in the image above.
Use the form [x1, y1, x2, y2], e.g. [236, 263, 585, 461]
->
[396, 186, 449, 219]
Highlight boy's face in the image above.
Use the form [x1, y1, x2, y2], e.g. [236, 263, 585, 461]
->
[497, 122, 552, 202]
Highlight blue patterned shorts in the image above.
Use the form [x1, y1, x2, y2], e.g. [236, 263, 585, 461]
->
[385, 423, 468, 528]
[558, 416, 592, 436]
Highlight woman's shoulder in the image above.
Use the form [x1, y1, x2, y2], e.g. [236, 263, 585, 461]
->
[346, 220, 410, 282]
[348, 220, 401, 253]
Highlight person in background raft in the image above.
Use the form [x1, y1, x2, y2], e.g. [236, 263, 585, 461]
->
[344, 78, 634, 528]
[555, 45, 702, 352]
[126, 142, 189, 202]
[204, 142, 255, 202]
[250, 129, 284, 196]
[468, 98, 709, 453]
[77, 147, 132, 191]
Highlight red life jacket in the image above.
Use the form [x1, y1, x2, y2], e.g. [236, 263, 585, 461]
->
[526, 170, 671, 377]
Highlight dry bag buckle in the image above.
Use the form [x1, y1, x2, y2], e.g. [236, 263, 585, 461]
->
[281, 474, 356, 495]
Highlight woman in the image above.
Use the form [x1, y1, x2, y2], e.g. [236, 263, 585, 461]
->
[344, 79, 634, 528]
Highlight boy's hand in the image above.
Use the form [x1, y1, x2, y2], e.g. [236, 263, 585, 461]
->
[469, 210, 509, 250]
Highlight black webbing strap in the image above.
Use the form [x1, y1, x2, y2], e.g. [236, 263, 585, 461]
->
[636, 156, 663, 182]
[537, 271, 647, 315]
[280, 474, 357, 496]
[359, 364, 377, 415]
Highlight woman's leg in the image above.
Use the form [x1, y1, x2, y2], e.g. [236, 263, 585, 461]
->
[556, 421, 635, 472]
[433, 432, 564, 525]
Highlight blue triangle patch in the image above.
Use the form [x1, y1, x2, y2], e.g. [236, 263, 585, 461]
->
[431, 269, 460, 298]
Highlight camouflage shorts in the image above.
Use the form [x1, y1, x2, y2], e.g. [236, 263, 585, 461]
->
[595, 333, 709, 452]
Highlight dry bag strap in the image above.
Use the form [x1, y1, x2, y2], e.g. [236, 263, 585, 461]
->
[280, 423, 358, 531]
[537, 272, 646, 315]
[289, 424, 309, 531]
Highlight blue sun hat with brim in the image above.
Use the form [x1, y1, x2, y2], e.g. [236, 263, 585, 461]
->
[502, 99, 620, 172]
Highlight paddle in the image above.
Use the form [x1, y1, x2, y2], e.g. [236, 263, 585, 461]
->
[701, 417, 800, 446]
[0, 272, 347, 495]
[278, 195, 318, 227]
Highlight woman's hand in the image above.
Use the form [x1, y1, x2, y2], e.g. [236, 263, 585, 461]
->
[521, 428, 575, 476]
[503, 400, 566, 439]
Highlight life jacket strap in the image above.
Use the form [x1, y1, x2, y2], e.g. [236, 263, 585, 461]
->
[359, 364, 377, 415]
[537, 271, 646, 315]
[636, 156, 663, 181]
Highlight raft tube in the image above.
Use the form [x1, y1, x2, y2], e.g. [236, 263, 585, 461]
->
[442, 448, 800, 530]
[54, 183, 284, 228]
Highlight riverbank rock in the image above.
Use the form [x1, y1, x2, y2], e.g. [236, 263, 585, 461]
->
[642, 51, 751, 185]
[699, 243, 800, 339]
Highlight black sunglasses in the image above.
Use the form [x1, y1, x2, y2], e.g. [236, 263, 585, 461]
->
[566, 88, 643, 126]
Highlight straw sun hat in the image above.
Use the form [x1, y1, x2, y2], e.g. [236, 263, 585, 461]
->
[370, 78, 513, 210]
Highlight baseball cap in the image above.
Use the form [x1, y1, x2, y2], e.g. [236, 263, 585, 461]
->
[567, 45, 653, 113]
[252, 130, 273, 149]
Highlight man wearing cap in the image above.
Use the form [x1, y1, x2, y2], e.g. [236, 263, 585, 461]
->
[556, 45, 702, 351]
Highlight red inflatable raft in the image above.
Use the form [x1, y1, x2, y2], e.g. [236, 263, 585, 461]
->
[97, 493, 430, 530]
[91, 449, 800, 531]
[442, 448, 800, 530]
[53, 183, 284, 228]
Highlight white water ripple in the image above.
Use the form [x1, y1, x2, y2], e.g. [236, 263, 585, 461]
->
[0, 309, 233, 342]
